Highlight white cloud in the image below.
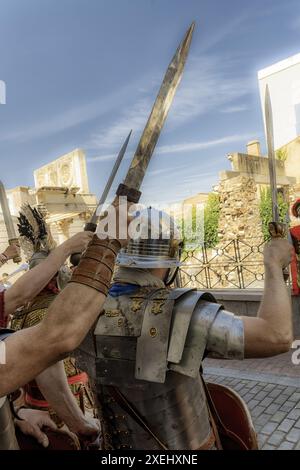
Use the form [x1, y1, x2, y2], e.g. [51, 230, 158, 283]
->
[141, 171, 219, 205]
[220, 105, 249, 113]
[167, 54, 251, 127]
[87, 153, 122, 163]
[87, 98, 150, 151]
[155, 133, 254, 156]
[88, 52, 252, 154]
[0, 81, 138, 143]
[88, 133, 255, 164]
[196, 11, 251, 54]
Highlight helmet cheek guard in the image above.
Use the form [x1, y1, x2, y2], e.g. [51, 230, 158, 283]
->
[116, 207, 183, 284]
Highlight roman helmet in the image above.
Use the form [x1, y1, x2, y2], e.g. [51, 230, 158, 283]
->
[116, 207, 183, 285]
[17, 205, 71, 290]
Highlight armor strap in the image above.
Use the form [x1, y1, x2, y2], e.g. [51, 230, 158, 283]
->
[107, 386, 168, 450]
[70, 236, 121, 295]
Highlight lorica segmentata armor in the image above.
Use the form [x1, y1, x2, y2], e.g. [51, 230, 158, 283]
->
[76, 287, 244, 450]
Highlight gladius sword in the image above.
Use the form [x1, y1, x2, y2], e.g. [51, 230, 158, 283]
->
[0, 181, 22, 263]
[116, 22, 195, 203]
[264, 85, 290, 280]
[72, 23, 195, 264]
[265, 85, 280, 233]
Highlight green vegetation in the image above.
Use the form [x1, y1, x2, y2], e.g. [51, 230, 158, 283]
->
[203, 193, 220, 248]
[259, 187, 289, 240]
[180, 192, 220, 251]
[275, 148, 288, 162]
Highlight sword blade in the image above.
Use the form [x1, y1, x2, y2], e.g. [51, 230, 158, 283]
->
[90, 130, 132, 224]
[0, 181, 17, 239]
[123, 22, 195, 191]
[265, 85, 279, 223]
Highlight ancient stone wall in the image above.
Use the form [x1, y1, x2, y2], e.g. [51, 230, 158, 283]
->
[179, 175, 266, 289]
[217, 175, 263, 242]
[215, 175, 265, 288]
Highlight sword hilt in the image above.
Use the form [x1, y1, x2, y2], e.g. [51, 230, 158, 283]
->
[70, 222, 98, 267]
[70, 185, 141, 267]
[268, 222, 290, 282]
[9, 238, 22, 264]
[116, 183, 141, 203]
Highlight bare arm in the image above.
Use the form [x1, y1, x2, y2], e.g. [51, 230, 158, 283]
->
[243, 238, 293, 358]
[4, 232, 93, 317]
[35, 361, 99, 436]
[0, 244, 20, 267]
[0, 198, 130, 397]
[1, 283, 106, 396]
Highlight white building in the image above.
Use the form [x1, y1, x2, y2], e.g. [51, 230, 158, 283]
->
[258, 53, 300, 150]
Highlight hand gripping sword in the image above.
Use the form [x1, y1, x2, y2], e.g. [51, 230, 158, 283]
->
[0, 181, 22, 264]
[70, 130, 132, 266]
[264, 85, 290, 280]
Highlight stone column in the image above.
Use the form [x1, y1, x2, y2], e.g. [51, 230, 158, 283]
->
[54, 219, 73, 244]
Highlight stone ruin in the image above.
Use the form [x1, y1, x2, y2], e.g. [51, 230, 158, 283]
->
[214, 175, 265, 288]
[179, 175, 266, 290]
[217, 175, 263, 242]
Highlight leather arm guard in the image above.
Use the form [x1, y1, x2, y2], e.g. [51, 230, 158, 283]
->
[69, 235, 121, 295]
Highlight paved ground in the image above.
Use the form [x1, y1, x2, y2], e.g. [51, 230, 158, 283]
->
[203, 346, 300, 450]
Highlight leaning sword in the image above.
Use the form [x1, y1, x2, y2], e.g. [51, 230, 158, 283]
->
[72, 23, 195, 264]
[264, 85, 290, 280]
[0, 181, 22, 263]
[265, 85, 281, 234]
[87, 130, 132, 231]
[116, 22, 195, 203]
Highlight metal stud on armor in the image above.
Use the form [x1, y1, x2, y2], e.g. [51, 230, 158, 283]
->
[75, 209, 245, 450]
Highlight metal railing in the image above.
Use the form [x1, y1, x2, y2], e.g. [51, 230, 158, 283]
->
[178, 237, 267, 290]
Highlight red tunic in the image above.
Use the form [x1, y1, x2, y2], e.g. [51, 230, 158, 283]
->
[289, 225, 300, 295]
[0, 290, 7, 328]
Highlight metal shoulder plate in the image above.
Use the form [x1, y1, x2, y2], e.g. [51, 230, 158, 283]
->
[136, 288, 220, 383]
[168, 290, 222, 378]
[92, 288, 224, 385]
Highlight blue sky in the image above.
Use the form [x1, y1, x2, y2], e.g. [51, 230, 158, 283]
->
[1, 0, 300, 205]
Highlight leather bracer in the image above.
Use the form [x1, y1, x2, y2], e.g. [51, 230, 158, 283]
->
[69, 235, 121, 295]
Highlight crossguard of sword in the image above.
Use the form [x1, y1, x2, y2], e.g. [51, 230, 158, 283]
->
[268, 222, 290, 282]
